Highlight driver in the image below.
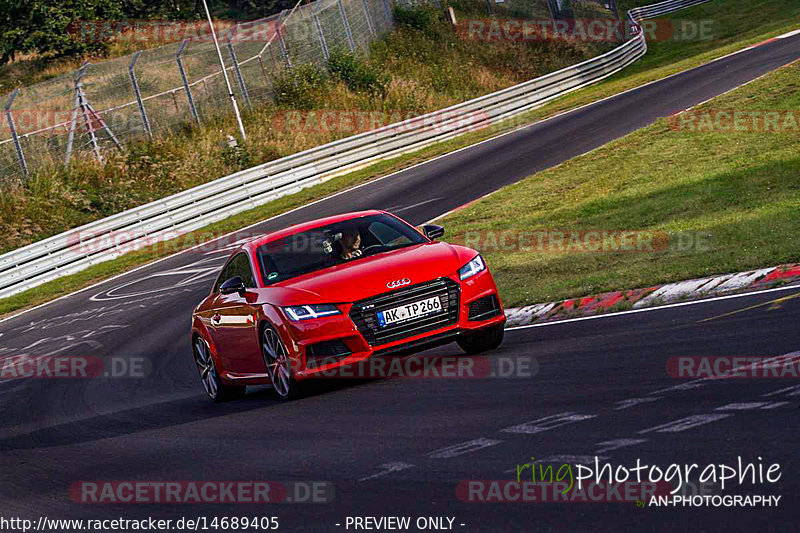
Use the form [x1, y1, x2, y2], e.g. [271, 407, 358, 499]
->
[339, 227, 362, 260]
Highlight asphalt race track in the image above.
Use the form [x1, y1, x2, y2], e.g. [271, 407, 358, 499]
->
[1, 34, 799, 531]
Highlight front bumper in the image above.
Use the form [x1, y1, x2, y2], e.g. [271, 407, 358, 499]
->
[286, 271, 505, 380]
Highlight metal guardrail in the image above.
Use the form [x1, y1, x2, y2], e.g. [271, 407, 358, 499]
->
[0, 0, 711, 300]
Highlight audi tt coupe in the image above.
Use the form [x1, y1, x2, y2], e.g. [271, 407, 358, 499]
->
[190, 210, 506, 401]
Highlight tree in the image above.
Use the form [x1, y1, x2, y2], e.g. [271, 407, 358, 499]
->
[0, 0, 124, 65]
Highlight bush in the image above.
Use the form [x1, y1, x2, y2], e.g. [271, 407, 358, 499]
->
[393, 5, 440, 33]
[326, 49, 390, 95]
[272, 64, 329, 109]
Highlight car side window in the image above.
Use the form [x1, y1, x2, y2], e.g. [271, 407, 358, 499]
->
[368, 221, 414, 247]
[214, 253, 256, 292]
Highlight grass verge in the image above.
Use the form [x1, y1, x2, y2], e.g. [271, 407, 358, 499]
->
[440, 59, 800, 307]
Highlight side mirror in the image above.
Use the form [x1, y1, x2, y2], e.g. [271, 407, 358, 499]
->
[220, 276, 246, 296]
[423, 224, 445, 240]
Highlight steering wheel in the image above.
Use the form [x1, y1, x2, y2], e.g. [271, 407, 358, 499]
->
[359, 244, 385, 256]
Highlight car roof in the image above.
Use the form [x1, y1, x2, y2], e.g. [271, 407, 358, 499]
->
[242, 210, 387, 253]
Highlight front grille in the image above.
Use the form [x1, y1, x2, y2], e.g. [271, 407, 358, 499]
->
[349, 278, 460, 346]
[468, 294, 501, 321]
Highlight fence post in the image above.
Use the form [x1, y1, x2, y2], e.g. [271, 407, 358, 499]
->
[608, 0, 620, 19]
[226, 37, 251, 109]
[75, 68, 103, 162]
[362, 0, 376, 38]
[4, 89, 28, 180]
[276, 10, 292, 68]
[257, 55, 271, 85]
[128, 51, 152, 139]
[65, 63, 87, 165]
[382, 0, 394, 26]
[176, 40, 200, 124]
[338, 0, 357, 52]
[312, 8, 330, 60]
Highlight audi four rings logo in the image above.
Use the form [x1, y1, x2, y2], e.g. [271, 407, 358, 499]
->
[387, 278, 411, 289]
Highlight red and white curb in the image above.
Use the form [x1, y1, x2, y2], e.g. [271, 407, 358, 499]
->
[503, 263, 800, 327]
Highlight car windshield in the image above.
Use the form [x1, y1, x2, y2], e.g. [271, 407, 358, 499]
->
[257, 214, 426, 286]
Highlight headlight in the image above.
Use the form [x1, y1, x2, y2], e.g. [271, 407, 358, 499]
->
[283, 304, 342, 321]
[458, 254, 486, 280]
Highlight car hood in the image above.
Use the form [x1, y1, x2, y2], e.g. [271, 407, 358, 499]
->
[257, 242, 476, 306]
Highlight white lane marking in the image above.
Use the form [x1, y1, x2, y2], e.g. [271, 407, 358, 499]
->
[90, 257, 223, 301]
[638, 414, 731, 434]
[651, 381, 705, 394]
[5, 34, 792, 328]
[535, 455, 606, 465]
[715, 402, 772, 411]
[500, 412, 596, 435]
[358, 462, 415, 481]
[762, 384, 800, 397]
[506, 282, 800, 332]
[777, 29, 800, 39]
[614, 397, 662, 410]
[595, 439, 648, 454]
[426, 438, 502, 459]
[759, 401, 790, 409]
[393, 197, 444, 213]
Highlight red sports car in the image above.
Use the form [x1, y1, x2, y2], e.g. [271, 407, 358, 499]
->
[191, 210, 505, 401]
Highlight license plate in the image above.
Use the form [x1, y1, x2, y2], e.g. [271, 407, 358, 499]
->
[376, 296, 442, 327]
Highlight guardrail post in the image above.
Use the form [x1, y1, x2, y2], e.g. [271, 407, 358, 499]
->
[226, 37, 251, 109]
[4, 89, 28, 180]
[361, 0, 376, 38]
[312, 7, 330, 61]
[276, 10, 292, 69]
[338, 0, 357, 52]
[176, 40, 200, 124]
[128, 51, 152, 139]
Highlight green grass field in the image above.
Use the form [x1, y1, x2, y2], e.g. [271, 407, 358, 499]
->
[441, 60, 800, 307]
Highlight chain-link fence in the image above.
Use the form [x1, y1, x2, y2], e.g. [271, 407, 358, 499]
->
[0, 0, 615, 184]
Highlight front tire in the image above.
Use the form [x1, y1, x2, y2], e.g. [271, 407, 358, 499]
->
[457, 324, 505, 354]
[193, 336, 246, 402]
[260, 325, 299, 400]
